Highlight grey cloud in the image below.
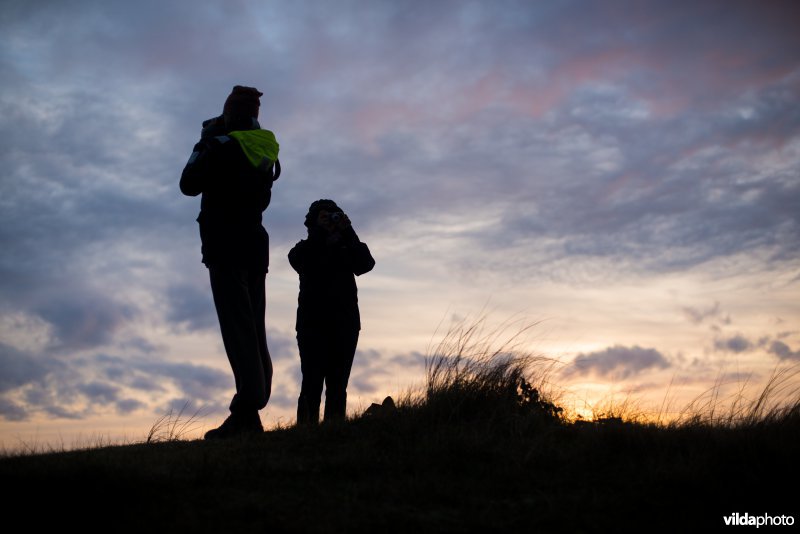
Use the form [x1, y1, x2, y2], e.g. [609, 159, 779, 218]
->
[347, 349, 427, 398]
[714, 335, 755, 354]
[127, 376, 166, 393]
[0, 304, 300, 422]
[523, 1, 800, 112]
[0, 397, 28, 422]
[36, 293, 138, 351]
[42, 405, 85, 420]
[0, 343, 50, 393]
[23, 383, 84, 420]
[96, 354, 141, 384]
[265, 383, 297, 412]
[710, 334, 800, 362]
[138, 361, 231, 400]
[165, 284, 217, 333]
[80, 382, 149, 415]
[323, 62, 799, 279]
[266, 331, 298, 363]
[348, 376, 381, 395]
[120, 337, 161, 355]
[1, 1, 266, 84]
[5, 357, 77, 413]
[564, 345, 671, 380]
[0, 347, 234, 421]
[116, 399, 147, 414]
[465, 110, 799, 279]
[389, 351, 425, 369]
[77, 381, 121, 406]
[380, 7, 800, 276]
[767, 341, 800, 361]
[348, 348, 390, 394]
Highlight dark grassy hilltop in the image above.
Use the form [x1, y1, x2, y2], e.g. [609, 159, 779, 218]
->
[2, 326, 798, 533]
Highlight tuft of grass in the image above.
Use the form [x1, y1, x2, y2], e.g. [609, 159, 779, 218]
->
[2, 433, 127, 458]
[675, 363, 800, 429]
[394, 314, 563, 428]
[145, 402, 204, 444]
[563, 364, 800, 431]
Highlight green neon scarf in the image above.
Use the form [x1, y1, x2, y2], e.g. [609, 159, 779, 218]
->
[228, 129, 280, 169]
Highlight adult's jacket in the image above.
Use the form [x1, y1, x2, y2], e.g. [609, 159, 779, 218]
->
[288, 228, 375, 332]
[180, 129, 280, 272]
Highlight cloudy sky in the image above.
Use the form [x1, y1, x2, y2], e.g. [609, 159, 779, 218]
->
[1, 0, 798, 448]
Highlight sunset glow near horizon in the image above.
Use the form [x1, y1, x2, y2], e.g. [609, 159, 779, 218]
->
[1, 1, 799, 450]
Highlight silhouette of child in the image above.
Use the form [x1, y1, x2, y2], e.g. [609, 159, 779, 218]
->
[289, 199, 375, 424]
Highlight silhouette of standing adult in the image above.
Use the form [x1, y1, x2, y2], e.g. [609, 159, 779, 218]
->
[289, 200, 375, 424]
[180, 85, 281, 439]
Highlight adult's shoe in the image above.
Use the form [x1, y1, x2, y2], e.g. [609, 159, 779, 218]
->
[204, 411, 263, 440]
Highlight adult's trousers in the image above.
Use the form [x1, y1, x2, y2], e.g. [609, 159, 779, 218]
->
[209, 267, 272, 413]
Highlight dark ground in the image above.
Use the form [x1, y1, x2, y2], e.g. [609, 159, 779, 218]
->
[2, 405, 797, 533]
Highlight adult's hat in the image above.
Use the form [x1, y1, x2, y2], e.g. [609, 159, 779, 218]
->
[223, 85, 263, 118]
